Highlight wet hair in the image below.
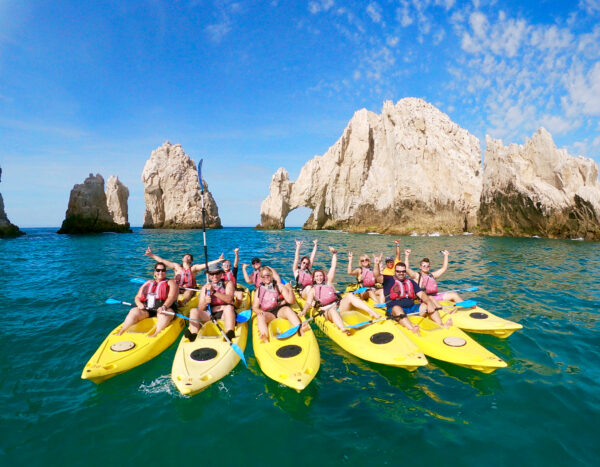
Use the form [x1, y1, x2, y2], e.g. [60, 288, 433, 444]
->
[420, 258, 430, 264]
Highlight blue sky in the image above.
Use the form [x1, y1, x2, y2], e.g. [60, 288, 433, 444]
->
[1, 0, 599, 228]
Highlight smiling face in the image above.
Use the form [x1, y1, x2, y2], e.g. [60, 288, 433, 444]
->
[420, 260, 430, 272]
[313, 270, 325, 284]
[252, 260, 261, 270]
[208, 270, 223, 283]
[260, 267, 273, 285]
[222, 259, 231, 271]
[300, 257, 311, 270]
[360, 256, 370, 267]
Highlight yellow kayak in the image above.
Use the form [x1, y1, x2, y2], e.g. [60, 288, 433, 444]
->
[296, 292, 427, 370]
[438, 300, 523, 338]
[82, 294, 198, 383]
[251, 292, 320, 391]
[366, 299, 507, 373]
[171, 287, 251, 396]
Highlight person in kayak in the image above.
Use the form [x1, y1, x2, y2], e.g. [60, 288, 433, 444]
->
[184, 264, 236, 343]
[144, 246, 223, 306]
[292, 239, 318, 299]
[253, 266, 302, 343]
[404, 249, 463, 304]
[222, 248, 243, 305]
[117, 262, 179, 337]
[347, 252, 385, 303]
[382, 240, 402, 276]
[242, 257, 283, 289]
[302, 247, 380, 334]
[375, 259, 451, 335]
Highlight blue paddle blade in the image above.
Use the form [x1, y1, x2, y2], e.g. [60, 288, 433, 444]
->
[464, 286, 479, 292]
[456, 300, 477, 307]
[346, 319, 371, 329]
[277, 324, 301, 339]
[105, 298, 121, 304]
[236, 309, 251, 323]
[130, 278, 145, 284]
[353, 286, 368, 294]
[232, 343, 247, 367]
[374, 303, 386, 308]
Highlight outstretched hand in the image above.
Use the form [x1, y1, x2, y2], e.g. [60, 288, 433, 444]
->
[313, 239, 318, 246]
[329, 246, 337, 254]
[295, 239, 303, 248]
[441, 249, 449, 256]
[218, 252, 225, 261]
[144, 246, 152, 256]
[242, 263, 248, 269]
[394, 239, 401, 245]
[374, 253, 383, 263]
[234, 248, 239, 254]
[404, 248, 411, 256]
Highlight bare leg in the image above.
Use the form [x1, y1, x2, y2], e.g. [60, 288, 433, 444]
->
[151, 309, 175, 337]
[300, 286, 312, 300]
[442, 291, 463, 303]
[391, 305, 419, 335]
[324, 307, 348, 333]
[340, 294, 379, 318]
[117, 307, 148, 335]
[222, 305, 236, 333]
[257, 312, 275, 342]
[178, 289, 195, 306]
[188, 306, 210, 334]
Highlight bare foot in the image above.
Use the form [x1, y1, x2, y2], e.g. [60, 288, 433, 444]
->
[444, 318, 453, 328]
[260, 333, 270, 343]
[410, 325, 421, 336]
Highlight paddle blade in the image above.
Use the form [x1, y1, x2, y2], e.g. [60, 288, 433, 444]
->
[130, 278, 145, 284]
[464, 286, 479, 292]
[105, 298, 122, 304]
[236, 309, 251, 323]
[346, 319, 371, 329]
[456, 300, 477, 307]
[277, 324, 301, 339]
[232, 343, 247, 367]
[198, 159, 204, 193]
[353, 286, 368, 294]
[374, 303, 387, 308]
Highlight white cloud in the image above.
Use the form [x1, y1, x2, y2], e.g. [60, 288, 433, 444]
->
[579, 0, 600, 14]
[309, 0, 334, 14]
[386, 35, 399, 47]
[469, 11, 487, 38]
[205, 21, 231, 42]
[565, 61, 600, 115]
[397, 3, 413, 27]
[366, 2, 382, 23]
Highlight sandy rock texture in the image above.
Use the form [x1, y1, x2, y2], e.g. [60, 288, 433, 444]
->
[259, 98, 482, 234]
[142, 142, 221, 229]
[479, 128, 600, 240]
[105, 176, 130, 226]
[58, 174, 131, 234]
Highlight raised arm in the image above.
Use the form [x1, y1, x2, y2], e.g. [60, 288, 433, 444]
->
[309, 239, 318, 265]
[144, 246, 179, 271]
[326, 247, 337, 284]
[347, 251, 359, 277]
[373, 253, 383, 282]
[233, 248, 239, 269]
[432, 250, 450, 278]
[242, 263, 253, 285]
[292, 240, 302, 276]
[394, 239, 401, 261]
[191, 253, 225, 273]
[404, 249, 419, 280]
[374, 253, 384, 283]
[270, 267, 283, 284]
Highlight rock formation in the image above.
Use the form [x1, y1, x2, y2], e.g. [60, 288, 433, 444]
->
[106, 176, 129, 225]
[478, 128, 600, 240]
[0, 167, 25, 238]
[58, 174, 132, 234]
[259, 98, 482, 234]
[142, 142, 221, 229]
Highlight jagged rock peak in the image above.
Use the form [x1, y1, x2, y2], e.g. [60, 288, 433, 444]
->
[142, 142, 221, 229]
[479, 128, 600, 240]
[58, 173, 132, 234]
[259, 98, 482, 234]
[105, 175, 129, 225]
[0, 166, 25, 238]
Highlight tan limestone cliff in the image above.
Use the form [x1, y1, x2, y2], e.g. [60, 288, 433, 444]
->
[142, 142, 221, 229]
[478, 128, 600, 240]
[259, 98, 482, 234]
[106, 175, 129, 226]
[58, 174, 131, 234]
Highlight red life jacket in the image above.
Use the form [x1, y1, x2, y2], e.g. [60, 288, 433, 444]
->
[361, 267, 376, 287]
[140, 280, 169, 302]
[296, 268, 313, 288]
[257, 284, 282, 312]
[251, 270, 261, 288]
[209, 280, 228, 306]
[418, 272, 438, 294]
[314, 284, 338, 306]
[175, 267, 196, 289]
[389, 279, 416, 300]
[224, 269, 237, 287]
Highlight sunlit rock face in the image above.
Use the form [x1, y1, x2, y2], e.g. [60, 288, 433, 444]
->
[259, 98, 482, 234]
[142, 142, 221, 229]
[105, 176, 129, 226]
[0, 166, 24, 238]
[58, 174, 131, 234]
[479, 128, 600, 240]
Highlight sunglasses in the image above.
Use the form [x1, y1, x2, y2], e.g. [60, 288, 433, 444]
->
[155, 269, 166, 272]
[395, 270, 407, 274]
[261, 275, 272, 279]
[360, 259, 370, 262]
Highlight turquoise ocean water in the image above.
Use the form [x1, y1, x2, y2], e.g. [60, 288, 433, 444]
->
[1, 227, 598, 466]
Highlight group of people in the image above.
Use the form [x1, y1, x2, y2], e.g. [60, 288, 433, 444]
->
[117, 239, 461, 342]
